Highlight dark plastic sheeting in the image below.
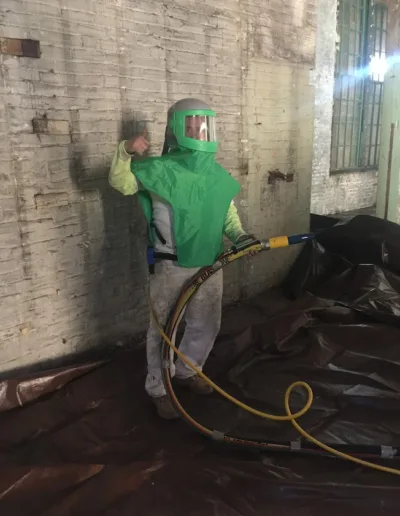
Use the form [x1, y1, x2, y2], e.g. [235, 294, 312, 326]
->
[1, 215, 400, 515]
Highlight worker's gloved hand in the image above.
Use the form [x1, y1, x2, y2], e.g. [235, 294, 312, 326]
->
[235, 234, 260, 256]
[236, 234, 257, 245]
[124, 129, 149, 156]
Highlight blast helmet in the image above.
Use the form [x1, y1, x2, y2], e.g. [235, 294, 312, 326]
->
[162, 98, 218, 154]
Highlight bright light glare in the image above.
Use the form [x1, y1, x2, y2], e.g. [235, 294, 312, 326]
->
[369, 53, 388, 82]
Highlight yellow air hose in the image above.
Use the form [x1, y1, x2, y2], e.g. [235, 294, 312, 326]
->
[150, 235, 400, 476]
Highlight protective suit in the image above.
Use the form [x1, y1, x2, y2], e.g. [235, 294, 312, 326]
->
[134, 150, 240, 267]
[109, 98, 247, 416]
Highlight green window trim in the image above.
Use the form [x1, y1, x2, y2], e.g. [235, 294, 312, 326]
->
[331, 0, 388, 172]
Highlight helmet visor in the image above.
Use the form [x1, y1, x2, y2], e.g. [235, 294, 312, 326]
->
[184, 115, 217, 143]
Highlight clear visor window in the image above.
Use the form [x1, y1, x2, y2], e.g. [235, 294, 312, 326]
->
[184, 115, 216, 142]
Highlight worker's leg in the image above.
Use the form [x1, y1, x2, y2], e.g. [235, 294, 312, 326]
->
[175, 269, 223, 379]
[145, 261, 197, 398]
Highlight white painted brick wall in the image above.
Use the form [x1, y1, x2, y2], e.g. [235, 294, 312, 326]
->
[0, 0, 317, 374]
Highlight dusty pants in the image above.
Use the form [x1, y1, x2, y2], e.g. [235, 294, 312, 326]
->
[145, 260, 223, 398]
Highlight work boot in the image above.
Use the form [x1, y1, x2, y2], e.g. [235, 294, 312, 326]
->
[152, 395, 180, 420]
[175, 375, 214, 395]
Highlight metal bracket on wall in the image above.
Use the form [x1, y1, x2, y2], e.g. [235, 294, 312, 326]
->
[0, 38, 41, 58]
[268, 169, 294, 184]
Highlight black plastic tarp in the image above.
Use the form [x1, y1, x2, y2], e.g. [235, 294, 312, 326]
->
[1, 215, 400, 515]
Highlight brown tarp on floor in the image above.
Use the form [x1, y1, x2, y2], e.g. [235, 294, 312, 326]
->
[1, 215, 400, 515]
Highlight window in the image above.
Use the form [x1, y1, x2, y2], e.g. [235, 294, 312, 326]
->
[331, 0, 388, 172]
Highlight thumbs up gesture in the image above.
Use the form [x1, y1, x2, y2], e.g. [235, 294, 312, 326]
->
[125, 128, 149, 156]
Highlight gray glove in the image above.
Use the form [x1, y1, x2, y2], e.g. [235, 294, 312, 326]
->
[236, 234, 257, 245]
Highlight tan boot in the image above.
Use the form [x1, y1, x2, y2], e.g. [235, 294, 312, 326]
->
[175, 375, 214, 395]
[152, 395, 180, 420]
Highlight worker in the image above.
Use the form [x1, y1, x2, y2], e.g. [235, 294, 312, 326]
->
[109, 98, 254, 419]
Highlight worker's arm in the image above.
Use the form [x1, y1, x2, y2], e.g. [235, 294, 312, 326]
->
[108, 130, 149, 196]
[223, 202, 247, 243]
[108, 141, 139, 195]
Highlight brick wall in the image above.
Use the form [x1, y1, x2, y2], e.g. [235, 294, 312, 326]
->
[0, 0, 316, 374]
[311, 0, 378, 216]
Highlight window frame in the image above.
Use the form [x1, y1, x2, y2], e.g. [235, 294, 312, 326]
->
[330, 0, 388, 174]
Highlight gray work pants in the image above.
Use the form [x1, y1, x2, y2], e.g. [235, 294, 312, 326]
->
[145, 260, 223, 398]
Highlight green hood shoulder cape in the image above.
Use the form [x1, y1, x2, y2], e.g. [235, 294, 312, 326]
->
[132, 150, 240, 268]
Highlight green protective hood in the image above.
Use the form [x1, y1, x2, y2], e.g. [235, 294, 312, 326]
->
[132, 150, 240, 268]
